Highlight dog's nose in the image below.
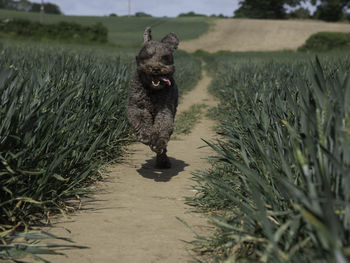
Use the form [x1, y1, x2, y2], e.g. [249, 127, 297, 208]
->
[152, 67, 161, 74]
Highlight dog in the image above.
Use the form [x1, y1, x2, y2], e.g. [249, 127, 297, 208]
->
[126, 27, 179, 169]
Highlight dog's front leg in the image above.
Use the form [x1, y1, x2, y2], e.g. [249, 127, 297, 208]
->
[126, 106, 154, 145]
[150, 107, 174, 169]
[151, 107, 174, 153]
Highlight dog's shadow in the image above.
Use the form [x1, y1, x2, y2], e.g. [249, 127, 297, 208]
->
[137, 157, 189, 182]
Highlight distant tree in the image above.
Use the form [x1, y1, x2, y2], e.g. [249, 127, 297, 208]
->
[44, 3, 61, 14]
[234, 0, 306, 19]
[30, 3, 41, 12]
[178, 11, 206, 17]
[0, 0, 31, 10]
[210, 14, 227, 18]
[109, 13, 117, 17]
[0, 0, 16, 9]
[16, 0, 32, 11]
[134, 12, 151, 17]
[288, 7, 311, 18]
[0, 0, 62, 13]
[30, 2, 61, 14]
[311, 0, 350, 21]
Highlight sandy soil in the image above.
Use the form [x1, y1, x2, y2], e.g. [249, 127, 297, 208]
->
[45, 70, 217, 263]
[180, 19, 350, 52]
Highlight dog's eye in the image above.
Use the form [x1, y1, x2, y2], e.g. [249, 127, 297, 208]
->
[139, 53, 151, 60]
[162, 55, 173, 64]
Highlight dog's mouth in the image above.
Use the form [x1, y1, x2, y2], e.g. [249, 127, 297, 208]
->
[151, 75, 171, 88]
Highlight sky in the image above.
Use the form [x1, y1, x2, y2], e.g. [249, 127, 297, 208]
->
[31, 0, 241, 17]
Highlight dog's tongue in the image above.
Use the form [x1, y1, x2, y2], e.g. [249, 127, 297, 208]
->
[160, 77, 171, 86]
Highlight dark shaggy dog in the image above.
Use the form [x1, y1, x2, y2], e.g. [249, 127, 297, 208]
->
[126, 27, 179, 169]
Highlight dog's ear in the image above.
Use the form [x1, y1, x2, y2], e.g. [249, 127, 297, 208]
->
[161, 32, 179, 50]
[143, 27, 152, 44]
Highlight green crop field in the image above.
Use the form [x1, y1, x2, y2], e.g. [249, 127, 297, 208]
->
[0, 9, 210, 48]
[189, 51, 350, 262]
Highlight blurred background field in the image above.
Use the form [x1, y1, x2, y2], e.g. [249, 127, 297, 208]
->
[0, 9, 210, 48]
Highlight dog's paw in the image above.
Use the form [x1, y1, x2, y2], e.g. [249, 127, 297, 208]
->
[151, 137, 167, 153]
[149, 131, 168, 153]
[157, 137, 168, 149]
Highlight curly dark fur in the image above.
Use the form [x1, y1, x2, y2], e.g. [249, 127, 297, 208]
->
[126, 27, 179, 168]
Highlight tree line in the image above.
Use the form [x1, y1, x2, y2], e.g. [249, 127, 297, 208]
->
[180, 1, 349, 22]
[0, 0, 61, 14]
[0, 0, 348, 22]
[235, 0, 350, 22]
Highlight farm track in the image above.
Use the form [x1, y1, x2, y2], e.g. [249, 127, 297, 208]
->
[46, 69, 217, 263]
[180, 18, 350, 52]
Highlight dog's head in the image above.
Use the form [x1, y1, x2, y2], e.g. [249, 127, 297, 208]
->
[136, 27, 179, 90]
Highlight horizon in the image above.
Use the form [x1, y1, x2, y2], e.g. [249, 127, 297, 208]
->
[31, 0, 239, 17]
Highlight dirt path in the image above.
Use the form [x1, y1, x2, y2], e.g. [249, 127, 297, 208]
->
[180, 18, 350, 52]
[46, 69, 217, 263]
